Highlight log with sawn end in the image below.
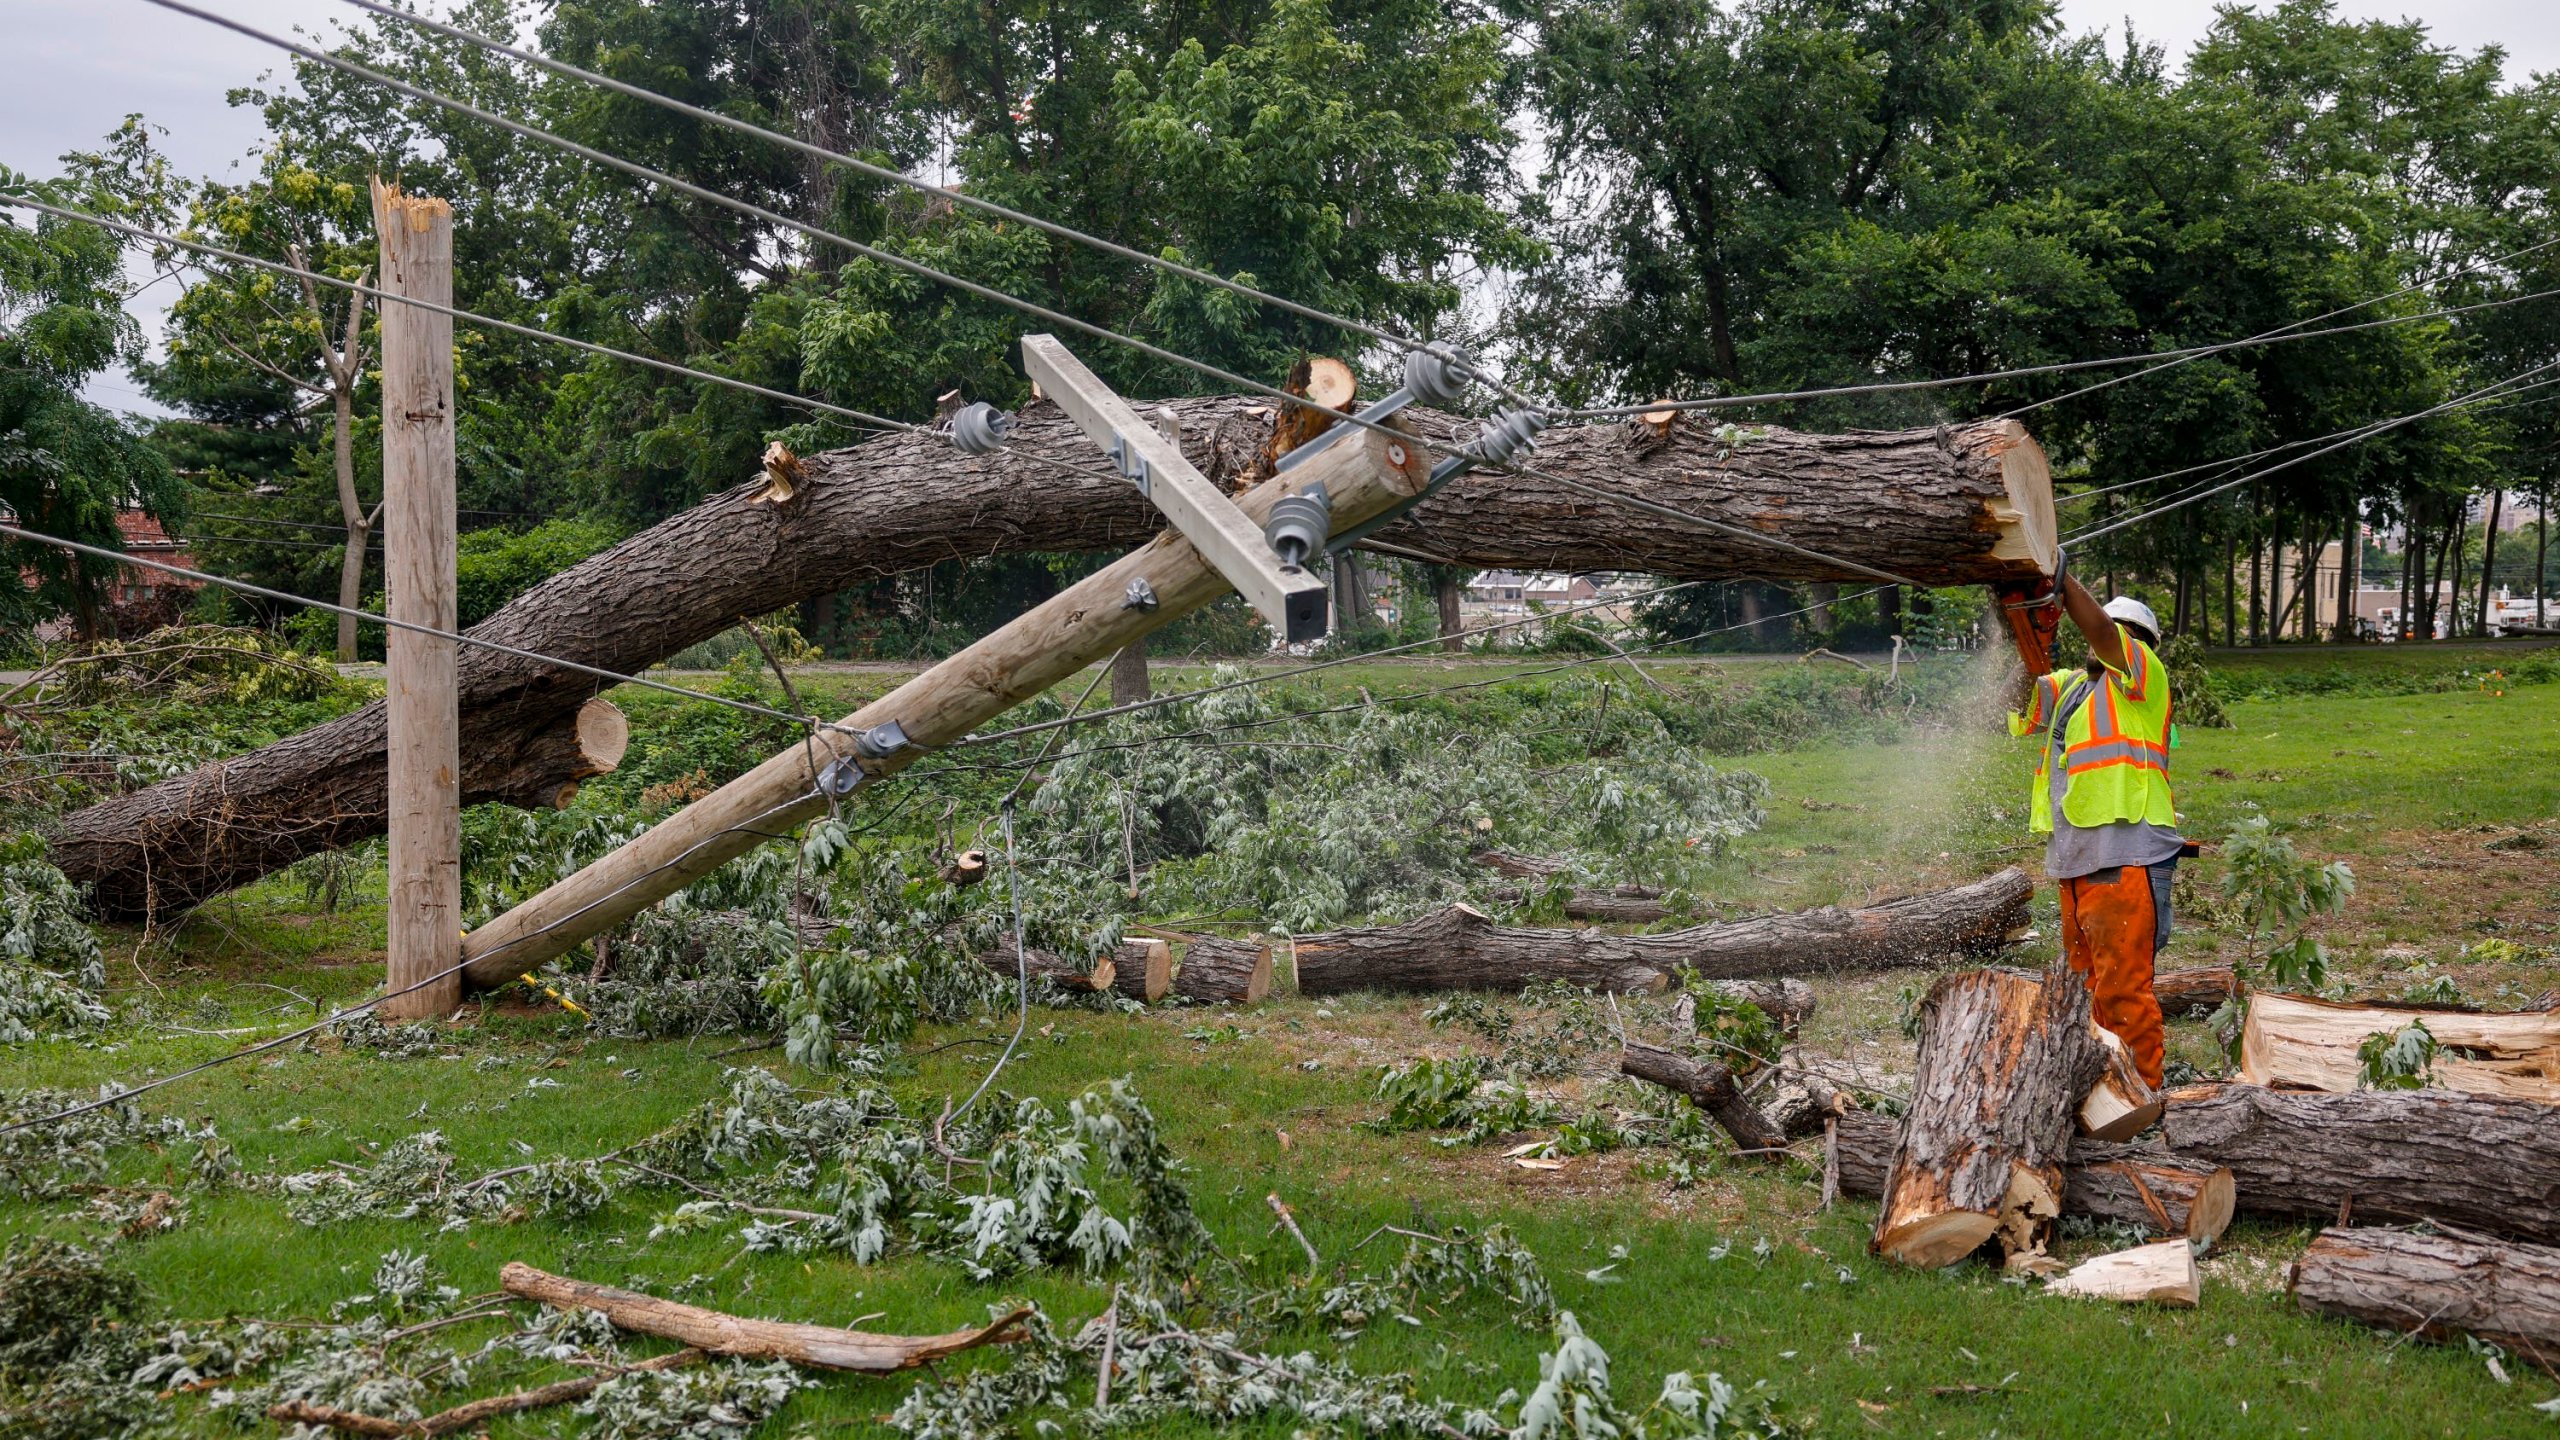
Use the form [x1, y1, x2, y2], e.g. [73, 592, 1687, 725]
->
[2290, 1227, 2560, 1368]
[1619, 1040, 1789, 1157]
[1173, 936, 1271, 1004]
[2161, 1082, 2560, 1244]
[1829, 1109, 2234, 1244]
[500, 1261, 1030, 1371]
[980, 941, 1116, 994]
[52, 409, 2056, 920]
[2239, 992, 2560, 1101]
[1872, 966, 2108, 1268]
[2153, 964, 2237, 1018]
[1293, 869, 2035, 997]
[1111, 937, 1172, 1003]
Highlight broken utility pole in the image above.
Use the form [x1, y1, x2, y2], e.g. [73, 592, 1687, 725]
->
[451, 337, 1431, 985]
[373, 179, 461, 1021]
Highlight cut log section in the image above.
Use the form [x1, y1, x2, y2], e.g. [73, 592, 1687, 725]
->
[1831, 1109, 2234, 1244]
[1872, 966, 2108, 1268]
[483, 697, 629, 811]
[1174, 936, 1271, 1004]
[1111, 937, 1172, 1003]
[1759, 1046, 1857, 1138]
[980, 942, 1115, 994]
[2162, 1082, 2560, 1244]
[940, 850, 989, 888]
[2154, 964, 2238, 1018]
[2080, 1026, 2164, 1142]
[2045, 1239, 2200, 1307]
[1295, 869, 2034, 997]
[2240, 992, 2560, 1101]
[53, 409, 2055, 920]
[1619, 1040, 1789, 1158]
[500, 1262, 1031, 1371]
[2290, 1227, 2560, 1369]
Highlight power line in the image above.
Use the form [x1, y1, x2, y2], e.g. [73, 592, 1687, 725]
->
[2068, 362, 2560, 547]
[335, 0, 1546, 410]
[2000, 238, 2560, 422]
[1563, 282, 2560, 421]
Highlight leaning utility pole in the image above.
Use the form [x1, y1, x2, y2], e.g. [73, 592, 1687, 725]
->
[451, 337, 1471, 985]
[373, 180, 461, 1019]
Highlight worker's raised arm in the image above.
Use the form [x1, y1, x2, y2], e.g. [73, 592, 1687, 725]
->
[2061, 572, 2127, 672]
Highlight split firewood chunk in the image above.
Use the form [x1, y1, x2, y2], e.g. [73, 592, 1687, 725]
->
[2240, 992, 2560, 1102]
[2079, 1025, 2164, 1141]
[2046, 1239, 2200, 1307]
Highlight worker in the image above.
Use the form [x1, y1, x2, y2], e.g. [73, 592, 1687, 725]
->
[2010, 568, 2179, 1087]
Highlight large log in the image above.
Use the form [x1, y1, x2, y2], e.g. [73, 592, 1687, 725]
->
[2153, 964, 2238, 1018]
[2162, 1083, 2560, 1244]
[979, 941, 1115, 994]
[2240, 993, 2560, 1101]
[1619, 1040, 1789, 1156]
[49, 410, 2053, 918]
[1873, 966, 2108, 1268]
[1111, 937, 1172, 1003]
[1173, 936, 1271, 1004]
[2290, 1227, 2560, 1369]
[500, 1262, 1030, 1371]
[1294, 869, 2034, 996]
[1831, 1109, 2234, 1244]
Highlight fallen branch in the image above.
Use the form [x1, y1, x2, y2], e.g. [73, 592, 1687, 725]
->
[267, 1349, 705, 1436]
[499, 1262, 1031, 1371]
[1619, 1041, 1789, 1158]
[1295, 869, 2034, 997]
[2290, 1227, 2560, 1369]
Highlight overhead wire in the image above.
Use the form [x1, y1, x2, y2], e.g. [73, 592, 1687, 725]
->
[332, 0, 1547, 410]
[137, 0, 1937, 591]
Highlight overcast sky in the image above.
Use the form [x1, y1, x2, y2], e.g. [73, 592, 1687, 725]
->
[6, 0, 2553, 415]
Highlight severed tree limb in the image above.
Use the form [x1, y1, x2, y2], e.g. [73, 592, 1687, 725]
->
[1620, 1040, 1789, 1157]
[49, 408, 2052, 919]
[268, 1349, 705, 1436]
[499, 1262, 1030, 1371]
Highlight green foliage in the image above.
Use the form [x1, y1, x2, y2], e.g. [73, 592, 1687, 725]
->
[1508, 1311, 1794, 1440]
[0, 836, 110, 1041]
[2160, 634, 2232, 730]
[2356, 1020, 2440, 1091]
[454, 518, 626, 629]
[2217, 815, 2355, 990]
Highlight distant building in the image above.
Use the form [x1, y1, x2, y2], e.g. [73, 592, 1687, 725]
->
[12, 507, 199, 641]
[1465, 570, 1600, 607]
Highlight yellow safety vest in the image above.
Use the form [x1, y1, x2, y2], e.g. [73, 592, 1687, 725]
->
[2008, 624, 2175, 834]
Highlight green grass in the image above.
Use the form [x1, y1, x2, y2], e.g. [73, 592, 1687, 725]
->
[8, 671, 2560, 1436]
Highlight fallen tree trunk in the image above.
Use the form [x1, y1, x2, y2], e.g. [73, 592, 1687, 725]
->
[2290, 1227, 2560, 1369]
[1619, 1041, 1788, 1157]
[2154, 964, 2238, 1017]
[2241, 992, 2560, 1101]
[2162, 1083, 2560, 1244]
[500, 1261, 1030, 1371]
[1831, 1109, 2234, 1244]
[1295, 869, 2033, 996]
[1174, 937, 1271, 1004]
[1873, 966, 2107, 1268]
[50, 408, 2053, 919]
[980, 942, 1115, 994]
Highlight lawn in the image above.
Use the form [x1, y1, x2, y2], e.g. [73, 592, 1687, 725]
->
[4, 649, 2557, 1437]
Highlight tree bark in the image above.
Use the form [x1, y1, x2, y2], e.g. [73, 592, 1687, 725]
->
[2291, 1227, 2560, 1369]
[499, 1262, 1031, 1371]
[2161, 1082, 2560, 1244]
[2481, 488, 2505, 634]
[2154, 964, 2237, 1018]
[1872, 966, 2108, 1268]
[1832, 1109, 2234, 1243]
[1436, 571, 1465, 652]
[48, 408, 2054, 919]
[1111, 936, 1171, 1003]
[1173, 936, 1270, 1004]
[1472, 854, 1675, 923]
[1109, 643, 1151, 706]
[2238, 993, 2560, 1103]
[1296, 870, 2032, 997]
[980, 941, 1115, 994]
[1619, 1040, 1788, 1157]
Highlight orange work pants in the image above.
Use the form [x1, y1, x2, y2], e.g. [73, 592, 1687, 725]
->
[2057, 865, 2166, 1086]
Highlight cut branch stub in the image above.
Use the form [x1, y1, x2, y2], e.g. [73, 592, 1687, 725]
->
[1873, 966, 2108, 1269]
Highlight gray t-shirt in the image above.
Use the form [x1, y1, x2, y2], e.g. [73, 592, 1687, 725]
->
[2043, 670, 2182, 882]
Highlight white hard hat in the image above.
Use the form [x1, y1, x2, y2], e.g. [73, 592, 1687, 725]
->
[2103, 596, 2161, 641]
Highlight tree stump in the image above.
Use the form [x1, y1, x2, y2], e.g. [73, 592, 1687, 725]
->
[1872, 966, 2108, 1268]
[1832, 1110, 2234, 1243]
[1174, 937, 1270, 1004]
[2291, 1227, 2560, 1368]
